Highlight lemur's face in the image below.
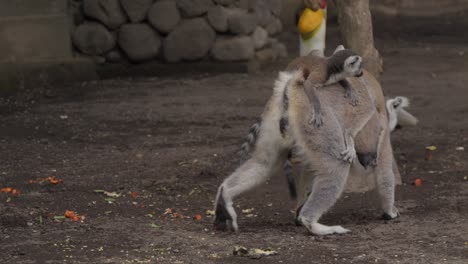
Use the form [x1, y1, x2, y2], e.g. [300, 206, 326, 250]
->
[343, 55, 363, 77]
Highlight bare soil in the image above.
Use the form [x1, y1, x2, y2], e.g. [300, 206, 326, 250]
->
[1, 18, 467, 264]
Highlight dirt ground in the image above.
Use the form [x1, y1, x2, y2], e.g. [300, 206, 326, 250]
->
[1, 16, 467, 264]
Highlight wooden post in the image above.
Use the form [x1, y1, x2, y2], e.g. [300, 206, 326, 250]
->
[335, 0, 383, 79]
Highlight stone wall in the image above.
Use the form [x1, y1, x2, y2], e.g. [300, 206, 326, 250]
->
[71, 0, 287, 64]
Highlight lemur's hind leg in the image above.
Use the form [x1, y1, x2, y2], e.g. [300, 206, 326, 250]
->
[374, 133, 399, 220]
[297, 161, 351, 235]
[213, 154, 284, 231]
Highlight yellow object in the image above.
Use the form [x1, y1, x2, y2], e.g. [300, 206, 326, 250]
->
[298, 8, 324, 37]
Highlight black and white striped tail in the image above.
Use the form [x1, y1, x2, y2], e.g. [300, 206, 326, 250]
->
[239, 119, 261, 163]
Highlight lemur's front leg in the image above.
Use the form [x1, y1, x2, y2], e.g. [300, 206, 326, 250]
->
[339, 80, 358, 106]
[341, 129, 356, 163]
[304, 80, 323, 128]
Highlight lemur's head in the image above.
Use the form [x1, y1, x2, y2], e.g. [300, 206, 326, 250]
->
[328, 45, 363, 79]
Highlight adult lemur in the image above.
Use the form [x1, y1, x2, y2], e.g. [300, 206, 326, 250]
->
[214, 46, 405, 235]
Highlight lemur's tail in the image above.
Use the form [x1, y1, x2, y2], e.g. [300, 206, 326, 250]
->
[386, 96, 418, 131]
[284, 151, 297, 200]
[239, 120, 261, 162]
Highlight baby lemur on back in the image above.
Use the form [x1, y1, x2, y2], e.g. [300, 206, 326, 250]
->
[285, 45, 363, 128]
[280, 46, 364, 198]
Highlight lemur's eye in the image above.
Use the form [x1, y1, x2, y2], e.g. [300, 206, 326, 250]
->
[350, 57, 359, 66]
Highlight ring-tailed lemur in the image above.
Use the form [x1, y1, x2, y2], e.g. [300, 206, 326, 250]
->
[213, 56, 399, 235]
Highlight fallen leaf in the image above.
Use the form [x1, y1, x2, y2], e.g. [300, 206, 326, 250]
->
[414, 178, 422, 186]
[205, 210, 215, 216]
[103, 191, 121, 197]
[1, 188, 20, 195]
[53, 215, 66, 220]
[150, 223, 160, 228]
[242, 208, 255, 214]
[104, 198, 115, 203]
[163, 208, 174, 215]
[425, 146, 437, 151]
[64, 210, 85, 222]
[193, 214, 202, 221]
[47, 176, 62, 184]
[28, 176, 62, 185]
[130, 191, 139, 199]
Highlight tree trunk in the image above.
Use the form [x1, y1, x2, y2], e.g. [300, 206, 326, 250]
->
[335, 0, 383, 79]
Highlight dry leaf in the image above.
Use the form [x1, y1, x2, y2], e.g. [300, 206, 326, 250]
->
[241, 208, 255, 214]
[193, 214, 202, 221]
[1, 188, 20, 195]
[205, 210, 215, 216]
[425, 146, 437, 151]
[0, 188, 13, 193]
[414, 178, 422, 186]
[64, 210, 83, 222]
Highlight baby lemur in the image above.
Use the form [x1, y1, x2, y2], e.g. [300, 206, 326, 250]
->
[280, 47, 364, 199]
[285, 45, 363, 128]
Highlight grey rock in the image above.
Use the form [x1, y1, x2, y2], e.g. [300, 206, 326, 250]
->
[251, 26, 268, 49]
[211, 36, 254, 61]
[176, 0, 213, 17]
[148, 0, 181, 34]
[213, 0, 234, 5]
[105, 49, 124, 63]
[83, 0, 127, 29]
[240, 0, 279, 25]
[265, 17, 282, 35]
[256, 8, 273, 27]
[118, 24, 161, 62]
[272, 41, 288, 58]
[73, 22, 116, 55]
[207, 5, 228, 32]
[269, 0, 282, 16]
[163, 18, 216, 62]
[120, 0, 153, 23]
[255, 48, 277, 62]
[228, 9, 257, 35]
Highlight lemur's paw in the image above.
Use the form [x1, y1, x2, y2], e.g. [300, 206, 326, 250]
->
[309, 113, 323, 128]
[213, 190, 238, 232]
[341, 147, 356, 163]
[382, 206, 400, 220]
[345, 90, 359, 106]
[299, 218, 351, 236]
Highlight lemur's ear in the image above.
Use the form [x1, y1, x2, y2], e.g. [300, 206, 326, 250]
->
[333, 45, 345, 54]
